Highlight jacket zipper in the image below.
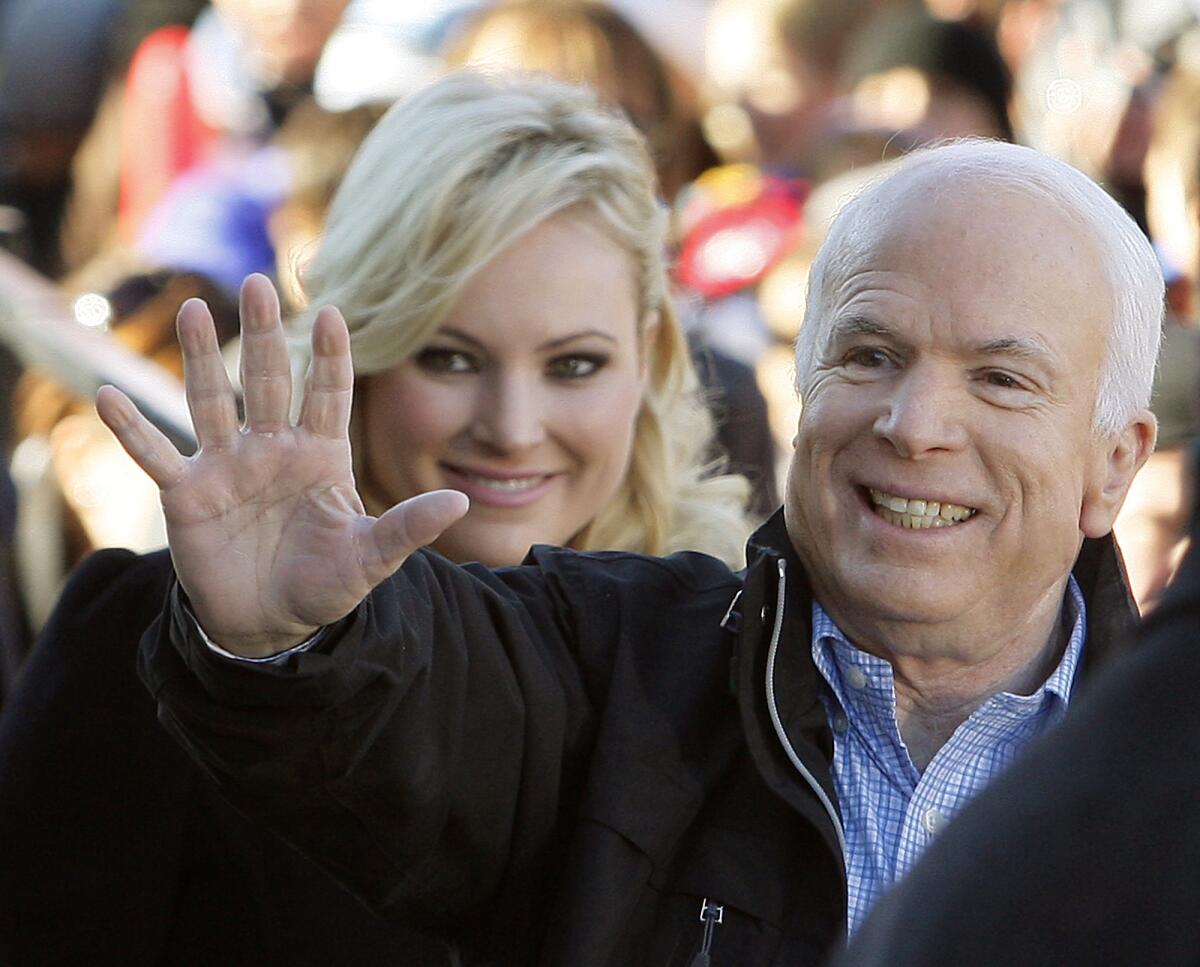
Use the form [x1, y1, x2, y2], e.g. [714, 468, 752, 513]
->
[763, 558, 848, 859]
[688, 898, 724, 966]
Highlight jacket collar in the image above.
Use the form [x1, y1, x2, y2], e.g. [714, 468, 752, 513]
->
[740, 508, 1141, 679]
[731, 507, 1141, 864]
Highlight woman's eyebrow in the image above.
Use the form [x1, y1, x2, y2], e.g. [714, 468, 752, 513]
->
[434, 327, 620, 352]
[540, 330, 618, 351]
[434, 327, 484, 348]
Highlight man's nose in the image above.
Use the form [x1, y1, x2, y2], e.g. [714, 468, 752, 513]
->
[873, 364, 967, 458]
[470, 373, 547, 453]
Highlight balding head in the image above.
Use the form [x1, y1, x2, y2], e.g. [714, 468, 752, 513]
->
[782, 138, 1158, 669]
[796, 141, 1164, 436]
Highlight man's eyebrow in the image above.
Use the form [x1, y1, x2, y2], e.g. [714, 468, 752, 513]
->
[827, 315, 897, 341]
[823, 319, 1060, 369]
[973, 335, 1056, 363]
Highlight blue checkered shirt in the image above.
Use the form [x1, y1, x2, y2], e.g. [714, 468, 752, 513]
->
[811, 576, 1087, 936]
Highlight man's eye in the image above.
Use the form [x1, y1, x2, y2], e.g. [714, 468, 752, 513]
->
[845, 347, 892, 368]
[547, 354, 606, 379]
[415, 348, 476, 374]
[982, 370, 1021, 389]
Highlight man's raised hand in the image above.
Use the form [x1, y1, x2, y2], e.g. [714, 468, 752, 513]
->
[96, 273, 468, 657]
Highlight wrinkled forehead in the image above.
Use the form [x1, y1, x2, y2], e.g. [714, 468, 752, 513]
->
[816, 167, 1113, 315]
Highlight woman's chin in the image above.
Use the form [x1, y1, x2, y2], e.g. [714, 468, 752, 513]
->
[430, 522, 554, 568]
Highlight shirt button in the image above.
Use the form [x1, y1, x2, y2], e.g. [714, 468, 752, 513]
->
[846, 667, 868, 690]
[832, 713, 849, 734]
[922, 808, 945, 834]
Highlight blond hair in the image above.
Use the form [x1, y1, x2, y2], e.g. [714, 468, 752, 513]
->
[293, 70, 751, 565]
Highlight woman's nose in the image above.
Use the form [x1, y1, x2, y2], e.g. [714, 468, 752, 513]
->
[470, 374, 547, 453]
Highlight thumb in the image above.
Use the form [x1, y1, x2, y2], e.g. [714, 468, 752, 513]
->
[363, 489, 470, 578]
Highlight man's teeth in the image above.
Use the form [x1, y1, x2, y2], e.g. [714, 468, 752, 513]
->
[460, 472, 545, 492]
[868, 489, 976, 529]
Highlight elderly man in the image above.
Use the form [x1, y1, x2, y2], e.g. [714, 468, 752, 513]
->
[99, 140, 1158, 965]
[832, 446, 1200, 965]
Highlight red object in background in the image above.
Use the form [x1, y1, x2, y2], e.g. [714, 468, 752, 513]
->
[676, 174, 808, 300]
[118, 25, 219, 241]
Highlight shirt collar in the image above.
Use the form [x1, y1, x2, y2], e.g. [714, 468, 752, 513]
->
[811, 575, 1088, 722]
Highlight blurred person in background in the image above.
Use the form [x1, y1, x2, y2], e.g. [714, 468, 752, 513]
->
[8, 272, 237, 634]
[0, 0, 124, 278]
[443, 0, 715, 201]
[268, 98, 388, 313]
[701, 0, 886, 173]
[1113, 44, 1200, 611]
[445, 0, 779, 512]
[119, 0, 353, 235]
[135, 95, 386, 303]
[55, 0, 355, 279]
[0, 70, 753, 965]
[842, 5, 1014, 143]
[0, 0, 129, 460]
[116, 0, 356, 279]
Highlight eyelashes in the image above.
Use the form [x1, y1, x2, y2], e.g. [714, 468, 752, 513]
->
[545, 354, 608, 379]
[414, 348, 474, 374]
[414, 347, 611, 381]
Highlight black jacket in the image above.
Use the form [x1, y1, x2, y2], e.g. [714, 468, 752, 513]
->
[0, 549, 453, 966]
[834, 475, 1200, 966]
[140, 512, 1140, 967]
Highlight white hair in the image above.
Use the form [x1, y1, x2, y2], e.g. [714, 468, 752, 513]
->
[795, 140, 1164, 436]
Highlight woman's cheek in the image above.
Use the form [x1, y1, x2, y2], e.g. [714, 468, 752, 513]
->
[563, 382, 643, 449]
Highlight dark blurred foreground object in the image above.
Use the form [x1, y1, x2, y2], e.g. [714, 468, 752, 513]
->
[834, 444, 1200, 967]
[0, 462, 27, 705]
[0, 549, 456, 965]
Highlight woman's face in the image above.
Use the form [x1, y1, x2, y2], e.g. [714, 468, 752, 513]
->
[360, 212, 651, 566]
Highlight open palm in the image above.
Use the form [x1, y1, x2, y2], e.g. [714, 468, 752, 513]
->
[97, 274, 468, 657]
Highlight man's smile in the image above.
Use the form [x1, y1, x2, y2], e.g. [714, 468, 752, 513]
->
[867, 488, 978, 529]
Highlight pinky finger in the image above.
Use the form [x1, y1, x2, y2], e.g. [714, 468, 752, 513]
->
[96, 385, 189, 490]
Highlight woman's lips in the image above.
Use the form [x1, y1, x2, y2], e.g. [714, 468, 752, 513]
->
[441, 465, 559, 508]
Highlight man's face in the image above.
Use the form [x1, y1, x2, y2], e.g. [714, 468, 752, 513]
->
[785, 179, 1134, 657]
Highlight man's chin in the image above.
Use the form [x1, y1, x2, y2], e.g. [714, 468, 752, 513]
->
[817, 566, 978, 635]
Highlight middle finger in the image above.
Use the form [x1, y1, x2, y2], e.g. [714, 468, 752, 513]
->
[238, 274, 293, 434]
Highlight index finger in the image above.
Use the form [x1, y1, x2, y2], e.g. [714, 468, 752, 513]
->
[96, 385, 188, 489]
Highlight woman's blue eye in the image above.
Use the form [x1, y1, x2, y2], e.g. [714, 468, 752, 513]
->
[547, 355, 606, 379]
[415, 348, 476, 374]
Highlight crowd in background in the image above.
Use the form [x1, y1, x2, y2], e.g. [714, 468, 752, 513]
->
[0, 0, 1194, 698]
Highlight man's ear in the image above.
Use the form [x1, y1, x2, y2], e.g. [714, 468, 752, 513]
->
[1080, 409, 1158, 538]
